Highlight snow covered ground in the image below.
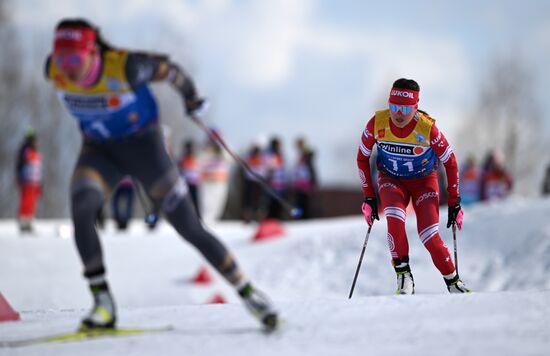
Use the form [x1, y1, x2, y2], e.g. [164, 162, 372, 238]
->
[1, 197, 549, 355]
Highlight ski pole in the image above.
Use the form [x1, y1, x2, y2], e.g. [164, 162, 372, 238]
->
[348, 224, 373, 299]
[190, 115, 303, 219]
[452, 223, 459, 275]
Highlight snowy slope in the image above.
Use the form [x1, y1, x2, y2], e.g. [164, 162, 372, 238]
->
[1, 197, 550, 355]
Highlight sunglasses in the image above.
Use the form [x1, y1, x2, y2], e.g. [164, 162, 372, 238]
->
[54, 53, 87, 68]
[389, 103, 415, 114]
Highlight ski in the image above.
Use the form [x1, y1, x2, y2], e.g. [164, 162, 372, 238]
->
[1, 325, 173, 348]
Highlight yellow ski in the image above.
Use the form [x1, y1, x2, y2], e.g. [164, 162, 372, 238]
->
[1, 326, 173, 348]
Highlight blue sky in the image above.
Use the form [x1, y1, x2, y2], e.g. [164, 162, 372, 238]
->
[11, 0, 550, 186]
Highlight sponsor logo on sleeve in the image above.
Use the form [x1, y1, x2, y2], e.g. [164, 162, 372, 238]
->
[364, 129, 373, 139]
[358, 169, 367, 187]
[431, 132, 441, 145]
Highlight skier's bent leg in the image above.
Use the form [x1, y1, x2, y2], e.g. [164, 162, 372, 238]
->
[159, 176, 244, 284]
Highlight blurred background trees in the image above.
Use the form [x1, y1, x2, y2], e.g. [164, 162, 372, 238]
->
[456, 53, 544, 196]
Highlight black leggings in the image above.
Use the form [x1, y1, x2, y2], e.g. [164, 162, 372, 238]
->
[71, 127, 242, 284]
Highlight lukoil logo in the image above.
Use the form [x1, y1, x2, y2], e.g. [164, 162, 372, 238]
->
[391, 90, 415, 99]
[55, 29, 83, 40]
[415, 191, 438, 206]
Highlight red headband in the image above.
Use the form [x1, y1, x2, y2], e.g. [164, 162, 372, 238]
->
[54, 27, 96, 53]
[388, 87, 419, 106]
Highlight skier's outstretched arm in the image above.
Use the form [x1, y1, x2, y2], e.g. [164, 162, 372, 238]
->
[125, 52, 206, 116]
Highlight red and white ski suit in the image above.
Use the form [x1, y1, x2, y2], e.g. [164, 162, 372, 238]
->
[357, 109, 460, 276]
[17, 147, 42, 221]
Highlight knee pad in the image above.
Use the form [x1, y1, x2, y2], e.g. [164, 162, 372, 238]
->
[148, 168, 189, 213]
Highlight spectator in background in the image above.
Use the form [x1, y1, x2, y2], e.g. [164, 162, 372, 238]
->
[292, 137, 318, 219]
[265, 137, 286, 219]
[16, 129, 43, 233]
[480, 150, 513, 201]
[542, 164, 550, 196]
[460, 155, 481, 205]
[242, 143, 267, 222]
[178, 140, 202, 217]
[201, 130, 230, 222]
[111, 176, 134, 230]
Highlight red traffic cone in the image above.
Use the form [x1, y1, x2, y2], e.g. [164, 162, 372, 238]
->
[206, 293, 226, 304]
[192, 265, 214, 284]
[253, 218, 285, 242]
[0, 292, 20, 322]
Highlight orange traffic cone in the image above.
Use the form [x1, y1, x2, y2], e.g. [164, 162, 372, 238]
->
[0, 292, 20, 322]
[192, 265, 214, 284]
[253, 219, 285, 242]
[206, 293, 226, 304]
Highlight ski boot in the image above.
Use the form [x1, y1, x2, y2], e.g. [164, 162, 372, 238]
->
[444, 274, 471, 293]
[80, 282, 117, 330]
[393, 258, 415, 295]
[238, 283, 279, 331]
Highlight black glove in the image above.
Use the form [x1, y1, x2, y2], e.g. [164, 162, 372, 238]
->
[185, 97, 209, 117]
[363, 197, 380, 222]
[446, 204, 462, 229]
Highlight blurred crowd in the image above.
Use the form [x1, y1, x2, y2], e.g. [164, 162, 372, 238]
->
[237, 136, 318, 222]
[168, 133, 318, 224]
[438, 150, 515, 206]
[457, 150, 513, 205]
[14, 128, 319, 233]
